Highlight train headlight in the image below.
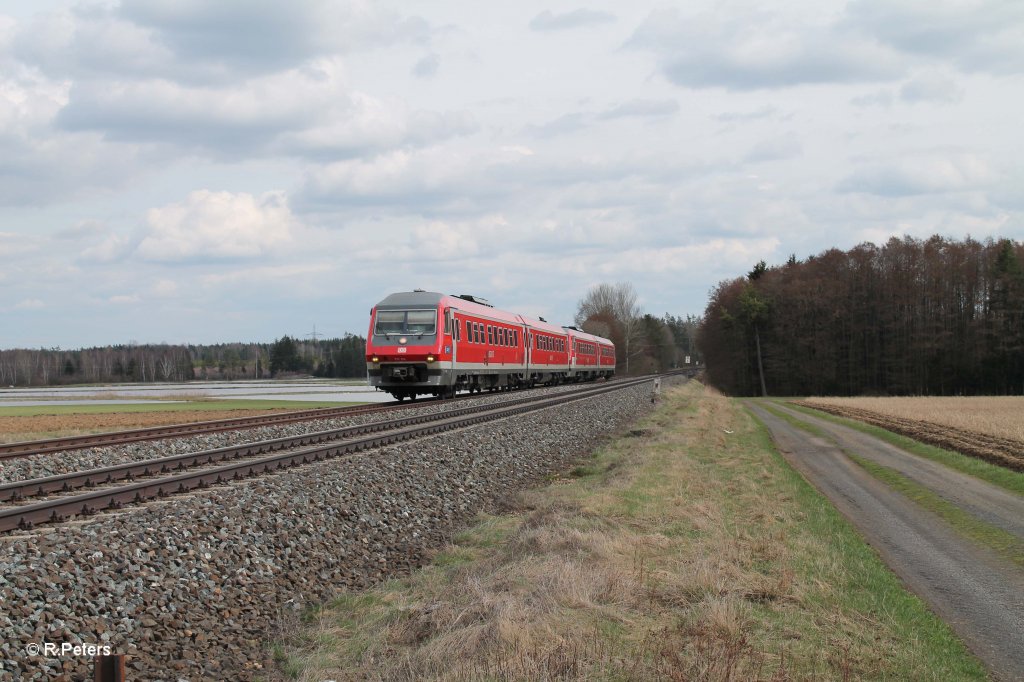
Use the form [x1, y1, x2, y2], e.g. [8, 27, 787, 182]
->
[371, 356, 380, 363]
[426, 355, 435, 362]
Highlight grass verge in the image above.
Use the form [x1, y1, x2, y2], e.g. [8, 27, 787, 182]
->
[269, 382, 987, 681]
[781, 401, 1024, 496]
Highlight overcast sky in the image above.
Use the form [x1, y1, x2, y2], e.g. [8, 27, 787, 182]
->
[1, 0, 1022, 348]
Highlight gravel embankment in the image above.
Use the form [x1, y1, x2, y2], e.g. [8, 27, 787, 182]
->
[1, 378, 673, 681]
[0, 385, 589, 485]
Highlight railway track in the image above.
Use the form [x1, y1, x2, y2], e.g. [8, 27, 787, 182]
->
[0, 376, 655, 532]
[0, 399, 420, 460]
[0, 385, 568, 460]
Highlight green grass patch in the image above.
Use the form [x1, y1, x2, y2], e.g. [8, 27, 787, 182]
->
[783, 400, 1024, 496]
[0, 399, 365, 417]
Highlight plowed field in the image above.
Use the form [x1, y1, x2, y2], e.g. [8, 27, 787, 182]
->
[796, 398, 1024, 472]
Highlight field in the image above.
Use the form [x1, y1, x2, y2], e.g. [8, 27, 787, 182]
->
[0, 400, 359, 444]
[796, 397, 1024, 471]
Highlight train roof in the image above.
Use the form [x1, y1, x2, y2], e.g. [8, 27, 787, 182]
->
[565, 327, 614, 346]
[372, 291, 611, 343]
[374, 291, 445, 309]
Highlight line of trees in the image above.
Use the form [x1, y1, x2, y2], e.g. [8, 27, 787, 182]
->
[0, 336, 368, 387]
[698, 236, 1024, 396]
[575, 282, 701, 375]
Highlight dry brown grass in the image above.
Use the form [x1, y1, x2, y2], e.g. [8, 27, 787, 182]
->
[802, 396, 1024, 443]
[272, 383, 985, 682]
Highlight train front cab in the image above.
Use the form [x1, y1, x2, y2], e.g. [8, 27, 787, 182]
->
[366, 295, 449, 401]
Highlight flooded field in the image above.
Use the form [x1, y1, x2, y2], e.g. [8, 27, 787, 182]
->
[0, 378, 390, 408]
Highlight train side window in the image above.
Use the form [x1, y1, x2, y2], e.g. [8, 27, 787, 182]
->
[488, 326, 494, 345]
[476, 323, 482, 344]
[465, 320, 472, 343]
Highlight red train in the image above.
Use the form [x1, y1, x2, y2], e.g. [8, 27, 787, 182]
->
[366, 290, 616, 401]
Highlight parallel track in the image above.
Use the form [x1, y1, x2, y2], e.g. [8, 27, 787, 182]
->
[0, 390, 508, 460]
[0, 376, 657, 532]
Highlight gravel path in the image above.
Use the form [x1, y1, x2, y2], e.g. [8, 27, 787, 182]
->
[747, 402, 1024, 682]
[1, 378, 671, 681]
[775, 403, 1024, 539]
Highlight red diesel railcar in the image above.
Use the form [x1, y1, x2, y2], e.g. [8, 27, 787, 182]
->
[365, 290, 615, 401]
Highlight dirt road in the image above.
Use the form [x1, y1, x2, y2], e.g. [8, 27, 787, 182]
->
[746, 402, 1024, 682]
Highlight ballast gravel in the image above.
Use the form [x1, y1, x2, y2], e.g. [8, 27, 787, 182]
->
[0, 378, 676, 681]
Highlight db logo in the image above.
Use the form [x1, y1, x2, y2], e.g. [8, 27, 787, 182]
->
[397, 347, 407, 354]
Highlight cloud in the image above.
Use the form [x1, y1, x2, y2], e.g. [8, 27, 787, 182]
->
[523, 112, 589, 138]
[844, 0, 1024, 75]
[627, 7, 905, 90]
[79, 233, 133, 263]
[529, 9, 615, 32]
[412, 52, 439, 78]
[15, 298, 44, 310]
[899, 71, 964, 104]
[744, 132, 802, 163]
[712, 106, 779, 122]
[54, 58, 475, 160]
[16, 1, 434, 84]
[850, 89, 894, 107]
[151, 279, 178, 297]
[839, 154, 997, 197]
[599, 99, 678, 119]
[55, 220, 108, 240]
[135, 190, 294, 261]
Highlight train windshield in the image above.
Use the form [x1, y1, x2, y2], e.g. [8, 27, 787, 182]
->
[374, 309, 437, 336]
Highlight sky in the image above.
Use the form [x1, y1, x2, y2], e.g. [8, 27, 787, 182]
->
[1, 0, 1022, 348]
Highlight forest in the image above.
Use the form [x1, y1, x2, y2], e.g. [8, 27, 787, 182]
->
[698, 236, 1024, 397]
[0, 335, 367, 387]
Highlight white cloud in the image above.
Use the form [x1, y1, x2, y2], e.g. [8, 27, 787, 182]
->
[844, 0, 1024, 75]
[529, 9, 615, 32]
[899, 71, 964, 104]
[839, 154, 998, 197]
[16, 1, 434, 83]
[14, 298, 44, 310]
[411, 52, 439, 78]
[599, 98, 678, 119]
[136, 190, 294, 261]
[744, 132, 802, 163]
[151, 279, 179, 297]
[628, 7, 905, 90]
[54, 57, 474, 160]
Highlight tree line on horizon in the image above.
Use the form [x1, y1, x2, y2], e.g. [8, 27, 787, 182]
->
[698, 235, 1024, 397]
[575, 282, 701, 375]
[0, 335, 367, 387]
